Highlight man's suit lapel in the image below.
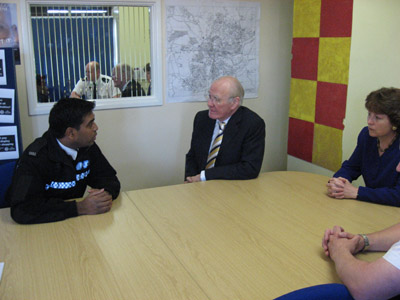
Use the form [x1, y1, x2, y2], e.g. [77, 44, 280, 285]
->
[200, 116, 216, 168]
[122, 81, 131, 96]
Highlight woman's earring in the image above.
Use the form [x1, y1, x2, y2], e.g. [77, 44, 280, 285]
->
[393, 126, 397, 131]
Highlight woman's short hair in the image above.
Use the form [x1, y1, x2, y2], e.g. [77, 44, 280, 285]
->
[365, 87, 400, 132]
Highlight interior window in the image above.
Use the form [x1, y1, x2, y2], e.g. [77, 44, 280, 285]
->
[22, 1, 162, 114]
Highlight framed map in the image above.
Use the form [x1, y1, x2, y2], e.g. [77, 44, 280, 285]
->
[166, 0, 260, 103]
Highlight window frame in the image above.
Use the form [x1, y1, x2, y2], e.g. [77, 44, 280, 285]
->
[21, 0, 162, 115]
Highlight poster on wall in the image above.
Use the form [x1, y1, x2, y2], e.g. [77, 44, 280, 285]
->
[0, 88, 14, 123]
[0, 49, 6, 85]
[0, 3, 20, 64]
[0, 125, 19, 160]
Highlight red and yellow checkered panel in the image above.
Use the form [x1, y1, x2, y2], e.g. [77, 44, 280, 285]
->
[288, 0, 353, 171]
[291, 38, 319, 80]
[288, 118, 314, 162]
[320, 0, 353, 37]
[315, 81, 347, 130]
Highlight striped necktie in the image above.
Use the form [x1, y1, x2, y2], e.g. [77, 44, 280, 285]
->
[93, 82, 97, 99]
[206, 121, 226, 169]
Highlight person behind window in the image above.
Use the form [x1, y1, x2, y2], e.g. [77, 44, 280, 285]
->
[185, 76, 265, 183]
[146, 63, 151, 96]
[6, 98, 120, 224]
[71, 61, 117, 100]
[327, 87, 400, 206]
[112, 63, 145, 97]
[36, 74, 49, 103]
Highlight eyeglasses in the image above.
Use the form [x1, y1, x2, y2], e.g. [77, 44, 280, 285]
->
[206, 93, 234, 105]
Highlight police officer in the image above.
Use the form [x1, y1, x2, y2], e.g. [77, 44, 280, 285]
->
[71, 61, 117, 99]
[6, 98, 121, 224]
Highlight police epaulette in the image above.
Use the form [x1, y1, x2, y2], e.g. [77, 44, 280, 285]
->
[28, 138, 47, 157]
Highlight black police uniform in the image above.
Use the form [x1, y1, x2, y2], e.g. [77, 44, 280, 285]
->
[6, 130, 120, 224]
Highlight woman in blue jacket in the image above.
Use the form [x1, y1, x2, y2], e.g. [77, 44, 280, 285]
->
[327, 87, 400, 206]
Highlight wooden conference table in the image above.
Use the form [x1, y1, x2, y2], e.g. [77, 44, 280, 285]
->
[0, 171, 399, 299]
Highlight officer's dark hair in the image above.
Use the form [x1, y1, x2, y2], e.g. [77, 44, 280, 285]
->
[49, 98, 95, 138]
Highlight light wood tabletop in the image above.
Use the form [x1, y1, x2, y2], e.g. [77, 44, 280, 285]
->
[1, 171, 399, 299]
[0, 193, 208, 300]
[126, 171, 400, 299]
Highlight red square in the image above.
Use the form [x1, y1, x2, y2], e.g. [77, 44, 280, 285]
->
[291, 38, 319, 81]
[315, 81, 347, 130]
[320, 0, 353, 37]
[288, 118, 314, 162]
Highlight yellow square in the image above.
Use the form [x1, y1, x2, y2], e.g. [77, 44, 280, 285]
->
[289, 78, 317, 123]
[312, 124, 343, 171]
[318, 38, 351, 84]
[293, 0, 321, 38]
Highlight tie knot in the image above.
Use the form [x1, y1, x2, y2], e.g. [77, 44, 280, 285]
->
[219, 122, 226, 131]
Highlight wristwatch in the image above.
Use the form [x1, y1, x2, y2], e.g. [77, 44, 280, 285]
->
[358, 234, 370, 252]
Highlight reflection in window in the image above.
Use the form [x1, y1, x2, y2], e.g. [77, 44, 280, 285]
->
[29, 4, 151, 102]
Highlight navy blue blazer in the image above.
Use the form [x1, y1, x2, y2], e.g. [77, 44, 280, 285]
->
[185, 106, 265, 180]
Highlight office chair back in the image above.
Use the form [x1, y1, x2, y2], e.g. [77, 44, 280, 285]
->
[0, 161, 16, 208]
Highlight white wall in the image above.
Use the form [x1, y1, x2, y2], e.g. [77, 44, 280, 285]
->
[288, 0, 400, 185]
[14, 0, 294, 191]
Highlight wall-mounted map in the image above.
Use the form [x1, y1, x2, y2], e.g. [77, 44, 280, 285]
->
[166, 0, 260, 103]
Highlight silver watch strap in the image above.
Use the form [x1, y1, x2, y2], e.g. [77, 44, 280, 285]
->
[358, 233, 370, 252]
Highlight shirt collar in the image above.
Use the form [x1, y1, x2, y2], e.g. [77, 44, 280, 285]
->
[94, 75, 102, 85]
[218, 116, 231, 125]
[56, 139, 78, 160]
[87, 75, 102, 85]
[122, 80, 131, 92]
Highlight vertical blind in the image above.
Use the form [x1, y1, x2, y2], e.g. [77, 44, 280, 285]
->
[31, 5, 114, 102]
[117, 7, 151, 85]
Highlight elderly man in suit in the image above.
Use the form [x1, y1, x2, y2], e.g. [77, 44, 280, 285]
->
[112, 63, 145, 97]
[185, 76, 265, 182]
